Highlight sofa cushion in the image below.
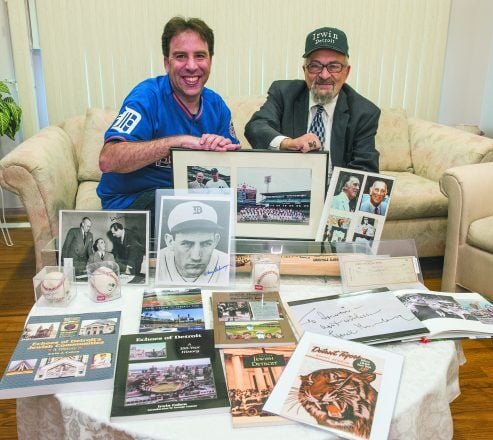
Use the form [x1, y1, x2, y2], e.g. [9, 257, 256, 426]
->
[384, 171, 448, 220]
[467, 216, 493, 254]
[76, 181, 102, 210]
[58, 114, 86, 160]
[375, 108, 413, 172]
[78, 108, 117, 182]
[226, 96, 265, 148]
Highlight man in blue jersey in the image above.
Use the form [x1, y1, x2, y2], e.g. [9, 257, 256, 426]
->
[97, 17, 240, 217]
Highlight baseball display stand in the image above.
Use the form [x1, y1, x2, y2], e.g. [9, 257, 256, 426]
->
[33, 266, 76, 306]
[86, 261, 121, 302]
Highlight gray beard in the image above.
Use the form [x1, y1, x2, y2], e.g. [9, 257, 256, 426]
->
[310, 84, 337, 105]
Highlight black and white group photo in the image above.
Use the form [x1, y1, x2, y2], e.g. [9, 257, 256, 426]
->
[59, 210, 149, 284]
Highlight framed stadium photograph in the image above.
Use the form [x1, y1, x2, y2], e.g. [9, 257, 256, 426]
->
[171, 149, 329, 240]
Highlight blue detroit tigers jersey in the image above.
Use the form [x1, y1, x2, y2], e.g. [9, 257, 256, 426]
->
[96, 75, 238, 209]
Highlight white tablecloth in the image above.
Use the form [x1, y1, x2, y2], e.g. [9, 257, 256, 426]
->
[16, 277, 463, 440]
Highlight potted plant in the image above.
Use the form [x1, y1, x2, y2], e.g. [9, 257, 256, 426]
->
[0, 80, 22, 140]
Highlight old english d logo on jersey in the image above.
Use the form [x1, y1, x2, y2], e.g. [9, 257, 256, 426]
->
[111, 106, 142, 134]
[229, 120, 237, 139]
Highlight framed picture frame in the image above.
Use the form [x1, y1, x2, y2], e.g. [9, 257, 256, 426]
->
[58, 210, 149, 285]
[155, 193, 234, 287]
[171, 149, 329, 240]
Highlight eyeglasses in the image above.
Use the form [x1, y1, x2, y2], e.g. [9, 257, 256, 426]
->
[305, 61, 347, 74]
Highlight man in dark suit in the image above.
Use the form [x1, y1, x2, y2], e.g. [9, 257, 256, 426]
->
[109, 222, 145, 280]
[61, 216, 94, 277]
[245, 26, 380, 174]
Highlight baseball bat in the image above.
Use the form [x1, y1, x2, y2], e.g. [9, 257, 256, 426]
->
[235, 254, 340, 276]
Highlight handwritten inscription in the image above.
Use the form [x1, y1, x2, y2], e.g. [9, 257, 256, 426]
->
[205, 264, 229, 275]
[290, 291, 425, 341]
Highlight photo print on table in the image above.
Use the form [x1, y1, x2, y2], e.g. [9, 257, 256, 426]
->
[316, 167, 395, 245]
[155, 194, 233, 287]
[59, 210, 149, 284]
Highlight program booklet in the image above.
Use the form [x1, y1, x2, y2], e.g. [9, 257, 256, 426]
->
[110, 329, 229, 421]
[395, 289, 493, 340]
[211, 291, 297, 348]
[263, 332, 404, 440]
[0, 311, 121, 399]
[222, 346, 296, 427]
[139, 288, 205, 333]
[285, 289, 429, 344]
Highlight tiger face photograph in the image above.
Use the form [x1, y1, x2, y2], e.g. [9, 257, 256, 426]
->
[295, 367, 378, 439]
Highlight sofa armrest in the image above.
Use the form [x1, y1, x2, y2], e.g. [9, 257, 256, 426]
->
[408, 118, 493, 181]
[440, 162, 493, 290]
[0, 126, 79, 269]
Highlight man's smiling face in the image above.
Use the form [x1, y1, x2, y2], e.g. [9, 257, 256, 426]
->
[164, 30, 211, 107]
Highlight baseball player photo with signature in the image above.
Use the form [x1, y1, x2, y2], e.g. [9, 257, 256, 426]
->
[155, 195, 233, 287]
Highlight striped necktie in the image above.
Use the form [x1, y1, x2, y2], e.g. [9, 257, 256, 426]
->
[309, 105, 325, 146]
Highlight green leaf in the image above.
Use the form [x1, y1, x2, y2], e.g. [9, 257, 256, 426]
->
[7, 101, 21, 126]
[5, 125, 16, 140]
[0, 112, 10, 137]
[0, 81, 10, 95]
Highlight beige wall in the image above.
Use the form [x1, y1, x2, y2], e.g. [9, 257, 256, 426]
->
[438, 0, 493, 137]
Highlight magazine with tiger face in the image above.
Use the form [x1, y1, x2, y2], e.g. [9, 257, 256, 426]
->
[263, 332, 404, 440]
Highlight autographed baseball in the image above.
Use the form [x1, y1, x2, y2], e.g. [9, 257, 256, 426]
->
[89, 266, 120, 302]
[40, 271, 71, 303]
[253, 262, 280, 290]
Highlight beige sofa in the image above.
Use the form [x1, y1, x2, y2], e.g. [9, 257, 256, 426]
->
[2, 98, 493, 270]
[440, 162, 493, 299]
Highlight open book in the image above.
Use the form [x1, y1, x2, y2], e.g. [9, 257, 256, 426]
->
[394, 289, 493, 340]
[285, 289, 429, 344]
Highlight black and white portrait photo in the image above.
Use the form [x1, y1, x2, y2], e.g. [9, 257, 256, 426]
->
[155, 195, 232, 287]
[59, 210, 149, 284]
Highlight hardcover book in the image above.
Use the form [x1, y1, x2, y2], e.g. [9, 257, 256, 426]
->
[222, 346, 296, 427]
[263, 332, 404, 440]
[285, 289, 429, 344]
[211, 291, 297, 348]
[139, 288, 205, 333]
[395, 289, 493, 340]
[0, 311, 121, 399]
[110, 329, 229, 421]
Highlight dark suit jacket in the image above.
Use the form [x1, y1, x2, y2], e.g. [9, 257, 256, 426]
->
[61, 227, 93, 275]
[112, 229, 145, 275]
[244, 81, 380, 173]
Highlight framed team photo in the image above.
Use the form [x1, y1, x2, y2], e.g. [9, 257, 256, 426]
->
[171, 149, 329, 240]
[155, 194, 234, 287]
[58, 210, 149, 285]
